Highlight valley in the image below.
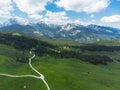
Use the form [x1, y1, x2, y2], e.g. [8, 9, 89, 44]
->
[0, 33, 120, 90]
[0, 0, 120, 90]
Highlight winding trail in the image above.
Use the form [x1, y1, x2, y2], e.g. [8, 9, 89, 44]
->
[0, 51, 50, 90]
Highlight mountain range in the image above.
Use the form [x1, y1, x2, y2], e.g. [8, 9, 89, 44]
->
[0, 20, 120, 43]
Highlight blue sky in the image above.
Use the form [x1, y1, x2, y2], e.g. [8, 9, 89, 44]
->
[0, 0, 120, 28]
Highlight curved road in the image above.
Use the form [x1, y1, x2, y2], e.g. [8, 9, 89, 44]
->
[0, 51, 50, 90]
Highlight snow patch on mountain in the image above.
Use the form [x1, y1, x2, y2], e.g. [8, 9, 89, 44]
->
[106, 30, 113, 33]
[62, 24, 75, 31]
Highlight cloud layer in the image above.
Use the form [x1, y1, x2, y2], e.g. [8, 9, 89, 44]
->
[0, 0, 110, 19]
[0, 0, 120, 28]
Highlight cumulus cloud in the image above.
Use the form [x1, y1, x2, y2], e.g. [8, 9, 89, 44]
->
[14, 0, 52, 14]
[101, 15, 120, 23]
[100, 15, 120, 28]
[42, 11, 71, 24]
[0, 0, 13, 18]
[13, 0, 52, 19]
[55, 0, 110, 13]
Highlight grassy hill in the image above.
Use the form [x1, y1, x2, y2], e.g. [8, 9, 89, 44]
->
[0, 32, 120, 90]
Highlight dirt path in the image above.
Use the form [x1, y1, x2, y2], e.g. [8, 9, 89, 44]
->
[0, 51, 50, 90]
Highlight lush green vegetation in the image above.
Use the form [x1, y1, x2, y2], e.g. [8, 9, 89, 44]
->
[0, 33, 113, 65]
[1, 32, 120, 90]
[1, 46, 120, 90]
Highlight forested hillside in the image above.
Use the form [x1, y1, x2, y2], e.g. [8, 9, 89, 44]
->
[0, 32, 114, 65]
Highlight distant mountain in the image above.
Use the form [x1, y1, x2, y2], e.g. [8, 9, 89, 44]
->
[0, 23, 120, 42]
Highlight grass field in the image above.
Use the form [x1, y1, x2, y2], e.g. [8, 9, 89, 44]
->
[1, 42, 120, 90]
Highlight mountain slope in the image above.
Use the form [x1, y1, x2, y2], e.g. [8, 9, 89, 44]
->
[0, 23, 120, 42]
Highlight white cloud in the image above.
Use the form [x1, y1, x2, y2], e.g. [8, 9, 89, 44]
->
[91, 19, 96, 22]
[74, 19, 81, 24]
[0, 0, 13, 18]
[100, 15, 120, 28]
[99, 22, 120, 28]
[42, 11, 72, 24]
[14, 16, 29, 25]
[73, 19, 97, 26]
[7, 16, 29, 25]
[29, 14, 43, 20]
[90, 14, 95, 18]
[55, 0, 110, 13]
[13, 0, 52, 19]
[101, 15, 120, 23]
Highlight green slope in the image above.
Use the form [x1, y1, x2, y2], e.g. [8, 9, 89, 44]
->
[1, 33, 120, 90]
[1, 51, 120, 90]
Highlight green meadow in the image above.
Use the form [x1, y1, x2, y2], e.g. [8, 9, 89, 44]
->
[1, 43, 120, 90]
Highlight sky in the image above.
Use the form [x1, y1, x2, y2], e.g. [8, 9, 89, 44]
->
[0, 0, 120, 28]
